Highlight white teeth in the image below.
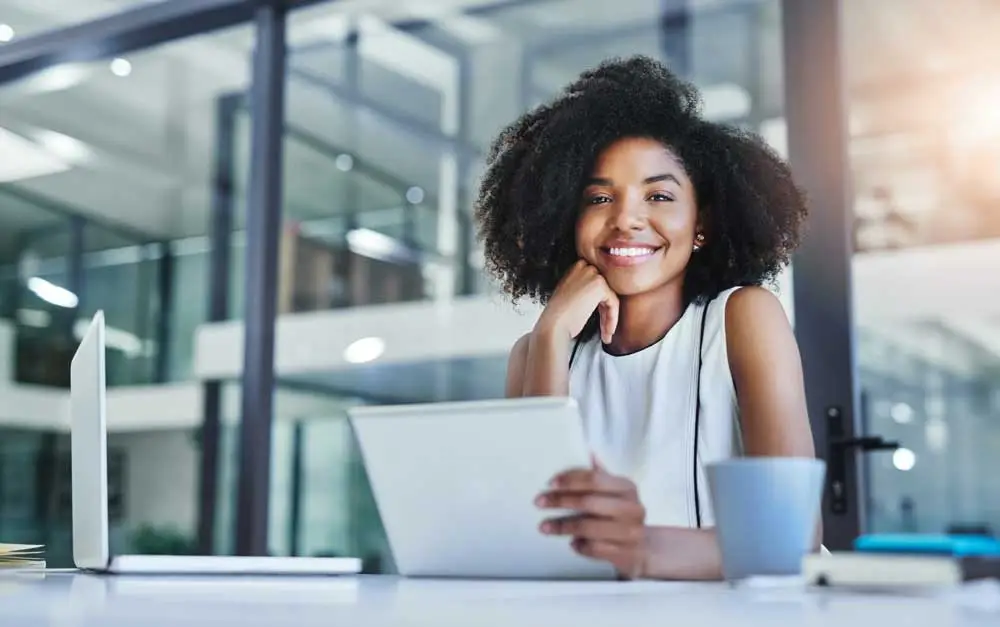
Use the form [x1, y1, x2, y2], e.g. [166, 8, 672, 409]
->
[609, 247, 655, 257]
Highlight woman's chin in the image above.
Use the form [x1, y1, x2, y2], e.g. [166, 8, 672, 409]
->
[604, 278, 656, 298]
[603, 272, 681, 299]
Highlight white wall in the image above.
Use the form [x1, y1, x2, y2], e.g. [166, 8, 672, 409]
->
[114, 429, 200, 537]
[0, 381, 205, 432]
[195, 294, 542, 379]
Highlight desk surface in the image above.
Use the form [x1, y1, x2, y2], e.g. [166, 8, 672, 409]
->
[1, 572, 998, 626]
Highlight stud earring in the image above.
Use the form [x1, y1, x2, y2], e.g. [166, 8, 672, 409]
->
[693, 233, 705, 251]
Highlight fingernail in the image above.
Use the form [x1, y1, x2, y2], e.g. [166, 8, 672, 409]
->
[540, 522, 552, 534]
[535, 495, 547, 507]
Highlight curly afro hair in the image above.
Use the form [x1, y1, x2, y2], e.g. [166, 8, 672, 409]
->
[474, 55, 807, 307]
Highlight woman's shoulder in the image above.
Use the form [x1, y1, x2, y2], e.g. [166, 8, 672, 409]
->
[704, 285, 787, 328]
[715, 285, 789, 331]
[701, 285, 789, 372]
[701, 286, 793, 393]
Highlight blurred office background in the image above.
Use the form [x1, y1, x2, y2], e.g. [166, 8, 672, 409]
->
[0, 0, 997, 568]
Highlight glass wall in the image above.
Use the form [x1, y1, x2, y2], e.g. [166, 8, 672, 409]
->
[276, 0, 790, 314]
[212, 382, 388, 569]
[14, 0, 986, 564]
[0, 21, 255, 566]
[844, 0, 1000, 535]
[0, 190, 78, 387]
[0, 23, 255, 385]
[254, 0, 791, 571]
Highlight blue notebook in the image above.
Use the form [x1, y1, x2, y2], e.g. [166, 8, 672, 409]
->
[854, 533, 1000, 557]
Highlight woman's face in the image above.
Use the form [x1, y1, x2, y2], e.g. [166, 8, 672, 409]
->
[575, 136, 700, 297]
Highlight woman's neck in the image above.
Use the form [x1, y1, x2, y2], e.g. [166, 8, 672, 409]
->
[604, 282, 686, 355]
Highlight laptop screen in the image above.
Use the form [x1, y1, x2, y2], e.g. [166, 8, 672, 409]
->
[70, 310, 111, 570]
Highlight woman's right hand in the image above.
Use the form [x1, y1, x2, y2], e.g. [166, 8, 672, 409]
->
[535, 261, 619, 345]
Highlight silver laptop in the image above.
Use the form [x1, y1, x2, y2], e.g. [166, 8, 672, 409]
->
[70, 311, 361, 575]
[348, 397, 617, 579]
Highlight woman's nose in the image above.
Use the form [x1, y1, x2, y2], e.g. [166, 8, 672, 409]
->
[610, 198, 645, 231]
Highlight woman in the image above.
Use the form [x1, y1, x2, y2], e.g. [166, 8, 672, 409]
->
[474, 56, 817, 580]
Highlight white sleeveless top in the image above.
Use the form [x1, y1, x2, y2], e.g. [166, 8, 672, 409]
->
[568, 286, 745, 528]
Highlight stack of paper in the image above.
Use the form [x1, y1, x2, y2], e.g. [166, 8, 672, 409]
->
[0, 544, 45, 570]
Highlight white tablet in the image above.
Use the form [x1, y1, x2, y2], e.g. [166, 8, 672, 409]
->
[348, 396, 617, 579]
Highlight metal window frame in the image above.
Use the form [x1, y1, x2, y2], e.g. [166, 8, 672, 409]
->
[0, 0, 291, 557]
[0, 0, 257, 84]
[233, 1, 287, 556]
[197, 92, 241, 554]
[780, 0, 863, 549]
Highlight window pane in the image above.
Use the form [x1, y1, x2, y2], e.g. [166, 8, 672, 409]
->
[0, 22, 253, 566]
[277, 0, 789, 570]
[845, 0, 1000, 535]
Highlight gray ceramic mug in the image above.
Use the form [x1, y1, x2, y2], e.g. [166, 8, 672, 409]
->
[706, 457, 826, 580]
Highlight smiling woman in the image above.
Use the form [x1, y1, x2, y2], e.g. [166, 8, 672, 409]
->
[476, 55, 815, 580]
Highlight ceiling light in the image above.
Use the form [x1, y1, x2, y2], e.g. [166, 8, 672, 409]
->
[405, 186, 425, 204]
[343, 337, 385, 364]
[73, 319, 146, 357]
[17, 63, 91, 94]
[110, 57, 132, 77]
[889, 402, 914, 424]
[892, 448, 916, 472]
[0, 24, 14, 43]
[0, 126, 70, 183]
[33, 129, 92, 164]
[27, 277, 78, 308]
[346, 227, 419, 263]
[335, 153, 354, 172]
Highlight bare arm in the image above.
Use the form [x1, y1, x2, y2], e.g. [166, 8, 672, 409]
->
[505, 334, 531, 398]
[641, 286, 817, 580]
[505, 328, 574, 398]
[506, 261, 619, 398]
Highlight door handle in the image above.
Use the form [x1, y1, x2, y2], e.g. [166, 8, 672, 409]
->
[825, 406, 899, 515]
[830, 436, 899, 452]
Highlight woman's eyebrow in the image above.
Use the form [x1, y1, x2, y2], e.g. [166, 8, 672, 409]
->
[643, 173, 680, 185]
[584, 173, 681, 186]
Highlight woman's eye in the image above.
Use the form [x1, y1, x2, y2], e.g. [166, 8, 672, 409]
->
[649, 192, 674, 202]
[588, 196, 612, 205]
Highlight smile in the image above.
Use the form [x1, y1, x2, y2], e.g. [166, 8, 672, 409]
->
[600, 245, 662, 266]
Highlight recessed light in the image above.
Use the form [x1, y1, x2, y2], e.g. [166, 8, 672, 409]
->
[110, 57, 132, 77]
[27, 277, 79, 308]
[343, 337, 385, 364]
[0, 24, 14, 43]
[892, 447, 916, 472]
[889, 402, 914, 424]
[405, 186, 425, 204]
[335, 153, 354, 172]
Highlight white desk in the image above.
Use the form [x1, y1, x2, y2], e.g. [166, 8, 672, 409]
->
[1, 572, 997, 626]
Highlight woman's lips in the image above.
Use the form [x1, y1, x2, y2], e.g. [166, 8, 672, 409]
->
[600, 245, 662, 267]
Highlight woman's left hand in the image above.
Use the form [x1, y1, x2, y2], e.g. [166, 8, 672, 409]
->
[536, 459, 648, 579]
